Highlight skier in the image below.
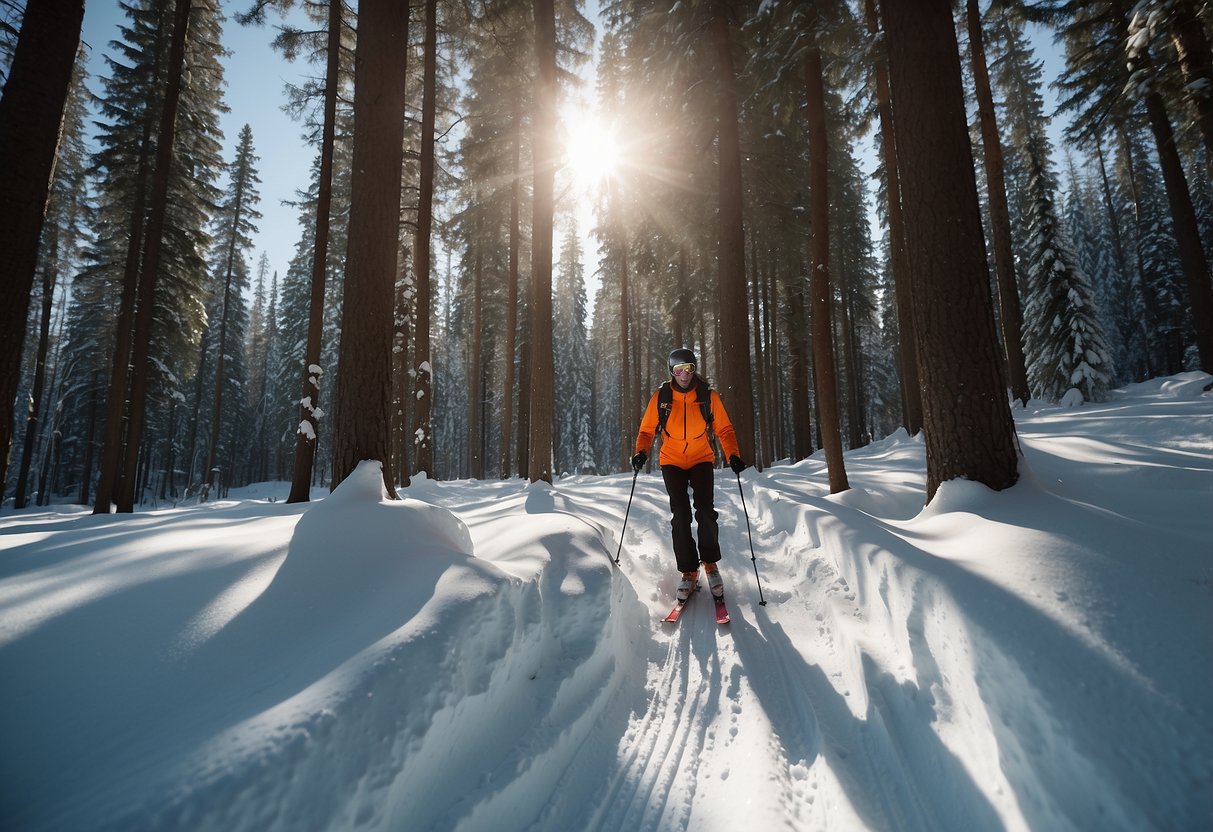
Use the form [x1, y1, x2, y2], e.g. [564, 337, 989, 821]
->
[632, 348, 747, 603]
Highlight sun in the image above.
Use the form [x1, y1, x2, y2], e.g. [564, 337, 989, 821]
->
[560, 104, 620, 189]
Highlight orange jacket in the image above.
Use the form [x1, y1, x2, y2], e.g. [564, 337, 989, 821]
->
[635, 380, 740, 469]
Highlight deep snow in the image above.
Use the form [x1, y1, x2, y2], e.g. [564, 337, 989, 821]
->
[1, 373, 1210, 831]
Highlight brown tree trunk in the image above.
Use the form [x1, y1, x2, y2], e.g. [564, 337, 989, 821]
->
[883, 0, 1019, 503]
[865, 0, 922, 435]
[115, 0, 194, 513]
[709, 0, 755, 462]
[502, 100, 522, 478]
[615, 179, 633, 470]
[0, 0, 84, 500]
[965, 0, 1031, 405]
[414, 0, 438, 479]
[527, 0, 557, 483]
[330, 0, 408, 496]
[804, 45, 849, 494]
[287, 0, 343, 502]
[468, 240, 483, 479]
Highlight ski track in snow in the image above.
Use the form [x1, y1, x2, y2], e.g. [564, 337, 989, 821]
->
[3, 374, 1209, 831]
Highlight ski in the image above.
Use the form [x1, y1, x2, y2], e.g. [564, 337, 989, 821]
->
[714, 594, 730, 625]
[662, 596, 691, 623]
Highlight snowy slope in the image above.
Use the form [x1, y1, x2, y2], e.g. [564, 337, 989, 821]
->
[1, 373, 1210, 831]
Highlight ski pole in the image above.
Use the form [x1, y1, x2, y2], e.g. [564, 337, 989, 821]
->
[614, 469, 639, 566]
[735, 471, 767, 605]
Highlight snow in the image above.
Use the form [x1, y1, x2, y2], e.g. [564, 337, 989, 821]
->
[2, 374, 1211, 832]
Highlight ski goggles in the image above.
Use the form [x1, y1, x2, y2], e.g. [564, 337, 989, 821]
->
[671, 363, 695, 375]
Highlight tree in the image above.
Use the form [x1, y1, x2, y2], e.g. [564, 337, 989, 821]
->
[329, 0, 408, 494]
[528, 0, 558, 484]
[0, 0, 84, 499]
[413, 0, 438, 479]
[803, 40, 848, 493]
[863, 0, 922, 435]
[708, 0, 755, 463]
[882, 0, 1019, 502]
[966, 0, 1031, 405]
[12, 48, 90, 508]
[201, 124, 262, 498]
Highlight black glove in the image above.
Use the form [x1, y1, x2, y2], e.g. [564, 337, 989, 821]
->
[729, 455, 747, 475]
[631, 451, 647, 472]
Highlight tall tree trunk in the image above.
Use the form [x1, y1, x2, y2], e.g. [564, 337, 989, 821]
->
[113, 0, 194, 513]
[865, 0, 922, 435]
[709, 1, 755, 462]
[883, 0, 1019, 503]
[615, 179, 632, 470]
[469, 239, 484, 479]
[965, 0, 1031, 405]
[330, 0, 408, 495]
[528, 0, 557, 484]
[502, 100, 522, 479]
[287, 0, 343, 502]
[804, 45, 849, 493]
[14, 231, 59, 509]
[414, 0, 438, 479]
[0, 0, 84, 500]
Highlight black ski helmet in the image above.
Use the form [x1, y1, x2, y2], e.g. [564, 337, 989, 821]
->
[668, 347, 697, 373]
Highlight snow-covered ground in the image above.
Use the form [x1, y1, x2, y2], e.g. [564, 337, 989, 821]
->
[2, 373, 1210, 831]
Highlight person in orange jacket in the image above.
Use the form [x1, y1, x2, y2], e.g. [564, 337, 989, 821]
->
[632, 348, 747, 601]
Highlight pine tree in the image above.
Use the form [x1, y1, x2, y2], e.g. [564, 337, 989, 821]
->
[553, 218, 592, 474]
[200, 123, 261, 498]
[991, 9, 1111, 404]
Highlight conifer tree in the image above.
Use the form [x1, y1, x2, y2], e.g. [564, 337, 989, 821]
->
[200, 124, 261, 499]
[553, 218, 592, 474]
[990, 9, 1111, 403]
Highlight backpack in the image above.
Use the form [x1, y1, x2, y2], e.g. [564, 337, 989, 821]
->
[657, 377, 714, 439]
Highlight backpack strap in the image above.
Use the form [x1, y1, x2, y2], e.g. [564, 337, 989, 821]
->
[657, 378, 714, 438]
[657, 381, 673, 436]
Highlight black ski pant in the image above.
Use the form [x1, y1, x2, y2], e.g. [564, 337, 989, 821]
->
[661, 461, 720, 573]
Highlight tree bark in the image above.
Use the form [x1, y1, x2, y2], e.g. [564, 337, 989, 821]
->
[14, 229, 59, 508]
[527, 0, 557, 484]
[414, 0, 437, 479]
[0, 0, 84, 500]
[883, 0, 1019, 503]
[502, 100, 522, 478]
[709, 0, 755, 462]
[804, 45, 849, 493]
[615, 178, 633, 471]
[330, 0, 408, 495]
[865, 0, 922, 436]
[965, 0, 1031, 405]
[287, 0, 344, 502]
